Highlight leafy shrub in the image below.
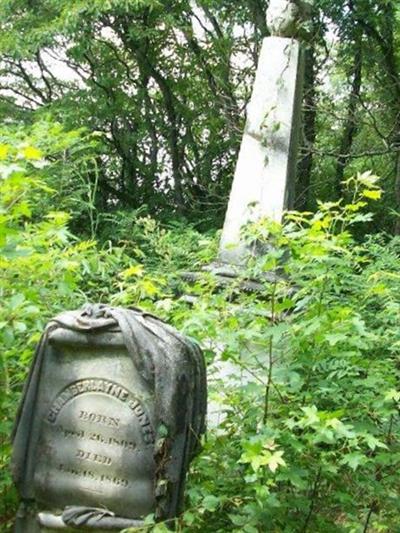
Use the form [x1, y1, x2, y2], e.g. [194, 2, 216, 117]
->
[0, 127, 129, 529]
[0, 120, 105, 237]
[141, 173, 400, 532]
[2, 134, 399, 533]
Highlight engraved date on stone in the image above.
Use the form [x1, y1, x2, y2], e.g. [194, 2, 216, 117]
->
[58, 463, 129, 487]
[57, 425, 137, 451]
[88, 432, 137, 451]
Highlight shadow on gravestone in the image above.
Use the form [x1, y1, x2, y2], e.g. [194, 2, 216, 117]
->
[11, 304, 206, 532]
[218, 0, 311, 266]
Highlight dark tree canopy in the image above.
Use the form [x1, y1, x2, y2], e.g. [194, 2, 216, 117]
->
[0, 0, 399, 231]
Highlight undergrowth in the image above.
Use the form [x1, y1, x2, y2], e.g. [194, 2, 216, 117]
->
[1, 125, 399, 532]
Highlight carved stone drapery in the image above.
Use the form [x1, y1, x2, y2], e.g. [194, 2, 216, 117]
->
[266, 0, 312, 38]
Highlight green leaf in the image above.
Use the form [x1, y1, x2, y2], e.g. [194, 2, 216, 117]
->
[363, 434, 388, 451]
[341, 452, 367, 471]
[21, 146, 42, 160]
[363, 189, 382, 200]
[299, 406, 320, 427]
[202, 495, 220, 512]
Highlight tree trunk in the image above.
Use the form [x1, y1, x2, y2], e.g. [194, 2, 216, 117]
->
[334, 30, 363, 198]
[357, 1, 400, 232]
[116, 17, 185, 212]
[296, 43, 317, 211]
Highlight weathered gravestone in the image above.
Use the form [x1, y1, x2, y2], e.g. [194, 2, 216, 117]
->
[12, 304, 206, 532]
[219, 0, 311, 265]
[203, 1, 312, 425]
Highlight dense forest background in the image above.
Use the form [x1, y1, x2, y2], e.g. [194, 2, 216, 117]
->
[0, 0, 399, 233]
[1, 1, 400, 532]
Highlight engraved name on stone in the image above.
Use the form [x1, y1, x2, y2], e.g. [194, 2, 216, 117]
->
[47, 378, 155, 444]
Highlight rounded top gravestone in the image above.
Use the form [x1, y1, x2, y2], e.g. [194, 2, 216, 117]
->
[12, 304, 207, 532]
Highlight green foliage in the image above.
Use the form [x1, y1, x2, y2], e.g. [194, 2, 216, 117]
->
[1, 2, 399, 530]
[1, 122, 400, 532]
[0, 120, 108, 236]
[0, 0, 264, 226]
[0, 125, 133, 528]
[133, 173, 400, 532]
[1, 0, 400, 232]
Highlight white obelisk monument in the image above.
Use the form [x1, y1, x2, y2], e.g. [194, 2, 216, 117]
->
[219, 0, 310, 265]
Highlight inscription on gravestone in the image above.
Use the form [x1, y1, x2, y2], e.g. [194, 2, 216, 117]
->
[36, 378, 155, 519]
[12, 304, 206, 532]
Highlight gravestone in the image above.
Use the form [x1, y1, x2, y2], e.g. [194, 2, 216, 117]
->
[219, 0, 310, 265]
[204, 2, 312, 426]
[12, 304, 206, 532]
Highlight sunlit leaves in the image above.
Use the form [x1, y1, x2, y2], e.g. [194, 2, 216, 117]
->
[240, 437, 286, 473]
[363, 189, 382, 200]
[20, 146, 42, 160]
[120, 264, 144, 278]
[0, 144, 9, 159]
[175, 172, 400, 531]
